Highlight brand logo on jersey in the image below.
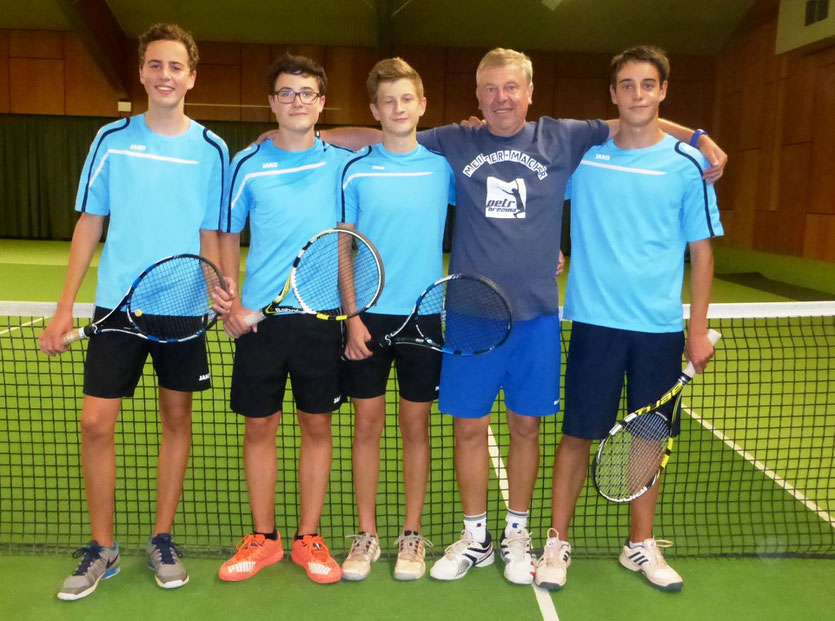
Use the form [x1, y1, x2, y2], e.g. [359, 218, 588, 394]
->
[129, 144, 146, 151]
[463, 150, 548, 180]
[262, 162, 278, 169]
[372, 165, 385, 170]
[199, 373, 210, 382]
[485, 177, 527, 219]
[594, 153, 611, 161]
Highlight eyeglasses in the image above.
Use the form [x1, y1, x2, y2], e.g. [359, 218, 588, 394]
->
[271, 88, 322, 104]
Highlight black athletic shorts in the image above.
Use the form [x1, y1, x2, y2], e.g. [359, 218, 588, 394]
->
[563, 322, 685, 440]
[230, 313, 343, 417]
[342, 313, 441, 403]
[83, 307, 211, 399]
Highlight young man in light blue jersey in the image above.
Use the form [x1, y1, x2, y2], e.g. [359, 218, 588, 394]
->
[338, 58, 455, 581]
[39, 24, 230, 600]
[217, 53, 352, 585]
[535, 46, 723, 593]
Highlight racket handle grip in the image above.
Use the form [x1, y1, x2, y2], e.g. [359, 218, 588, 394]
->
[61, 327, 88, 346]
[683, 329, 722, 377]
[244, 310, 266, 327]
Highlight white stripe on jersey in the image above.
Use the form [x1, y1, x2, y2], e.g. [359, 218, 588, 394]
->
[342, 170, 433, 189]
[230, 161, 328, 211]
[89, 148, 199, 186]
[579, 159, 667, 176]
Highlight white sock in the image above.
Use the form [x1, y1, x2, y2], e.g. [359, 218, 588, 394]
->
[463, 512, 488, 543]
[504, 509, 528, 537]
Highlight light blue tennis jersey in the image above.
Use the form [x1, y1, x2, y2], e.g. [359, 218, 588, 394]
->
[418, 118, 609, 321]
[223, 138, 352, 310]
[564, 134, 723, 332]
[76, 114, 229, 309]
[340, 143, 455, 315]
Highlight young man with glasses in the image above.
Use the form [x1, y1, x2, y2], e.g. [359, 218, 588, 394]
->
[217, 53, 352, 585]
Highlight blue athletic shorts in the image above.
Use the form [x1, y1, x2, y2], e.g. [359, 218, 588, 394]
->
[562, 322, 685, 440]
[438, 314, 561, 419]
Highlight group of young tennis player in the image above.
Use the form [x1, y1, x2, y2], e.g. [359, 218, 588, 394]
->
[39, 22, 723, 601]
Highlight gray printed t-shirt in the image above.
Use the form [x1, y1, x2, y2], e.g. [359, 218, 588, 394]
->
[419, 117, 609, 321]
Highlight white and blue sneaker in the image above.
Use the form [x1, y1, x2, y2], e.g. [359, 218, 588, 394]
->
[57, 541, 120, 601]
[430, 530, 494, 581]
[619, 538, 683, 592]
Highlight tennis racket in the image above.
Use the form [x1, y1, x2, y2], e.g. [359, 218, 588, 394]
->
[245, 228, 384, 326]
[62, 254, 225, 345]
[592, 329, 722, 503]
[375, 273, 513, 355]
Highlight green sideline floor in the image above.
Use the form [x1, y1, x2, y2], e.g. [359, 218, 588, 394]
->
[1, 556, 832, 621]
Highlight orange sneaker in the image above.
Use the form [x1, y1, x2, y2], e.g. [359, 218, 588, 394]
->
[218, 533, 284, 581]
[291, 535, 341, 584]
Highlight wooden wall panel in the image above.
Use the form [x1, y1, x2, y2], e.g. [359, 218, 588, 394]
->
[775, 143, 810, 255]
[198, 42, 241, 66]
[391, 46, 447, 129]
[442, 48, 482, 124]
[64, 33, 121, 117]
[728, 148, 759, 248]
[809, 62, 835, 215]
[10, 57, 64, 115]
[804, 214, 835, 261]
[188, 63, 241, 121]
[553, 77, 609, 122]
[527, 50, 555, 121]
[271, 45, 327, 67]
[9, 30, 63, 59]
[661, 79, 714, 133]
[753, 209, 779, 253]
[781, 54, 816, 145]
[240, 44, 271, 123]
[323, 47, 377, 126]
[0, 31, 9, 113]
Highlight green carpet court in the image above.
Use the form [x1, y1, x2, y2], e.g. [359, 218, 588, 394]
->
[0, 240, 833, 620]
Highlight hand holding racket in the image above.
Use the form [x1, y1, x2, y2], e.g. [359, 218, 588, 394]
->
[244, 228, 384, 326]
[60, 254, 226, 346]
[376, 273, 513, 355]
[592, 329, 721, 503]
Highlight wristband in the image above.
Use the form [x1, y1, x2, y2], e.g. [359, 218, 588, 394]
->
[689, 129, 707, 147]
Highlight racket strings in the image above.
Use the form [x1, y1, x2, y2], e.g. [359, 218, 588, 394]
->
[416, 277, 511, 353]
[594, 412, 670, 501]
[129, 256, 222, 340]
[293, 231, 381, 315]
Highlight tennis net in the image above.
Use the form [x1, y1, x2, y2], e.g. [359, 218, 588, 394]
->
[0, 300, 832, 558]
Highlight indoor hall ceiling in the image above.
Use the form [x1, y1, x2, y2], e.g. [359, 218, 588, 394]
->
[0, 0, 759, 56]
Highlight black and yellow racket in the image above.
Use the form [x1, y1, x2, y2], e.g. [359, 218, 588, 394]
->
[245, 228, 384, 326]
[62, 254, 225, 345]
[592, 329, 722, 503]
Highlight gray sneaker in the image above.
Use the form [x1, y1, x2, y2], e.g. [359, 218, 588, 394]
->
[147, 533, 189, 589]
[57, 541, 120, 601]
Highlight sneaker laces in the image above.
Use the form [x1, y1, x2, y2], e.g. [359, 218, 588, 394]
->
[150, 533, 182, 565]
[71, 542, 104, 576]
[344, 532, 377, 561]
[304, 535, 332, 562]
[503, 529, 532, 562]
[539, 529, 570, 567]
[444, 530, 475, 558]
[640, 538, 673, 567]
[395, 532, 432, 562]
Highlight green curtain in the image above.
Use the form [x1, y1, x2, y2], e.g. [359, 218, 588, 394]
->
[0, 113, 278, 241]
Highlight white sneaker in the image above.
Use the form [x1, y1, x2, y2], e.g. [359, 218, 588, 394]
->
[393, 532, 432, 580]
[619, 538, 683, 591]
[534, 529, 571, 591]
[341, 532, 380, 581]
[429, 530, 494, 581]
[500, 528, 534, 585]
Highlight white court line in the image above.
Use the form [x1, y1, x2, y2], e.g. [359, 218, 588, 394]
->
[487, 426, 560, 621]
[684, 405, 835, 528]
